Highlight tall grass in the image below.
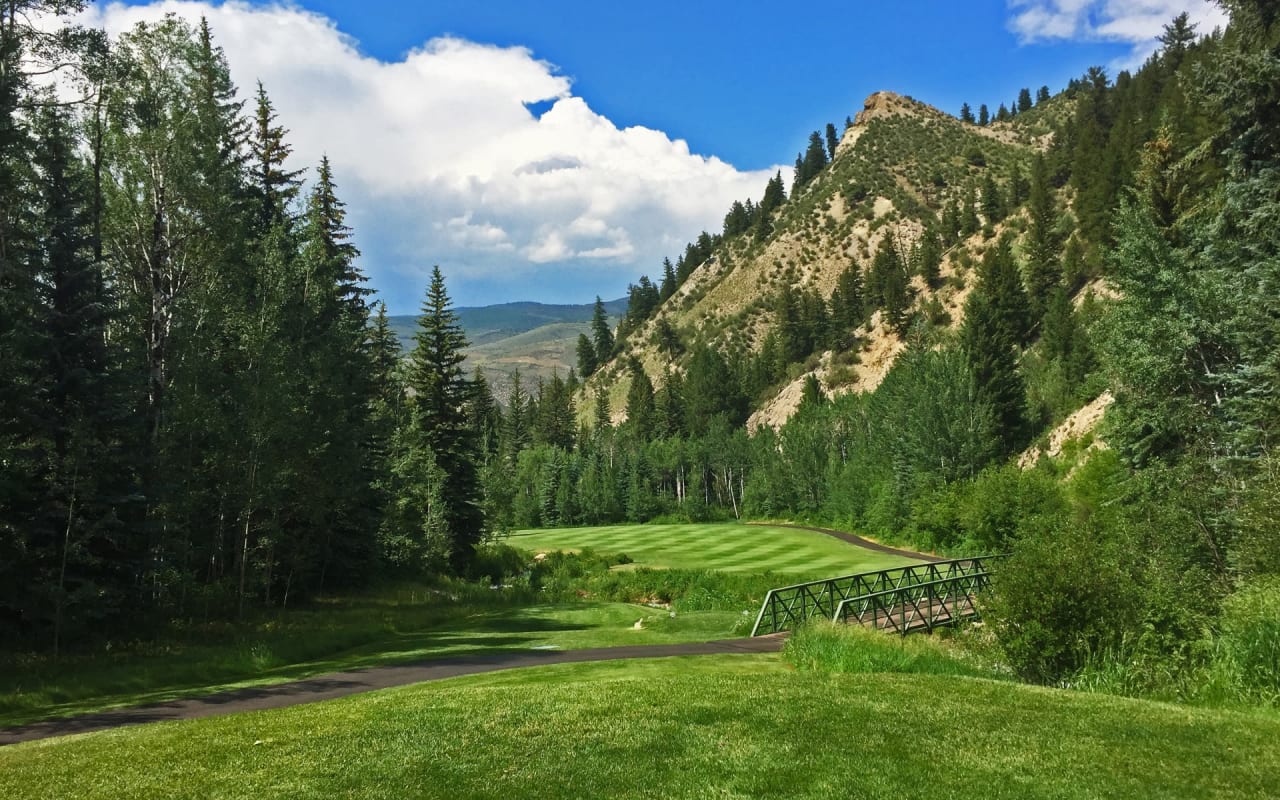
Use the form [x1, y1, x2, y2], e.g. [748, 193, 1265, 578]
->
[1071, 578, 1280, 710]
[782, 621, 1003, 679]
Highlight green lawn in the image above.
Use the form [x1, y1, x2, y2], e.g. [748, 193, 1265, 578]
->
[0, 523, 912, 730]
[3, 655, 1277, 799]
[0, 601, 740, 729]
[508, 523, 914, 575]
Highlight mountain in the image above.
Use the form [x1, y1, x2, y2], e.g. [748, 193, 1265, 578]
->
[587, 91, 1056, 426]
[389, 298, 627, 401]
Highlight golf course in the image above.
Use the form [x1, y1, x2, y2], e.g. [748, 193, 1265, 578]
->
[2, 522, 1278, 798]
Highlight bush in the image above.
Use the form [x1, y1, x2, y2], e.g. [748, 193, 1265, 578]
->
[983, 518, 1142, 684]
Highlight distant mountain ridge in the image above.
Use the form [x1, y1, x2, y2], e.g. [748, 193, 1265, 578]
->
[389, 297, 627, 351]
[388, 298, 627, 403]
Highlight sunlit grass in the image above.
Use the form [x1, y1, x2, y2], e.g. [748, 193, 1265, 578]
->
[509, 522, 914, 575]
[3, 655, 1277, 799]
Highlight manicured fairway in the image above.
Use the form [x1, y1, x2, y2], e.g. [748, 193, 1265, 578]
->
[3, 656, 1277, 799]
[508, 523, 915, 575]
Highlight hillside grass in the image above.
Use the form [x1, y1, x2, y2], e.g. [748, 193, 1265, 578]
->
[507, 522, 915, 575]
[0, 599, 736, 729]
[4, 655, 1277, 799]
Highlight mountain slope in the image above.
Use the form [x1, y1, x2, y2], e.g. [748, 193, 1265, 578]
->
[589, 91, 1043, 426]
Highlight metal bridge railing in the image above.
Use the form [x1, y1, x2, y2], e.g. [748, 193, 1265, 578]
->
[749, 555, 1006, 637]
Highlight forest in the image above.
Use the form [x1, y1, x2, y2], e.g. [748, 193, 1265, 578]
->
[1, 0, 1278, 702]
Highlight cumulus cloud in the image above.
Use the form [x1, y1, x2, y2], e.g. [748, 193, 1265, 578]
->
[78, 1, 779, 309]
[1008, 1, 1229, 66]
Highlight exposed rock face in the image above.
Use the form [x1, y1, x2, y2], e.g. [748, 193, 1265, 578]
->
[1019, 391, 1115, 469]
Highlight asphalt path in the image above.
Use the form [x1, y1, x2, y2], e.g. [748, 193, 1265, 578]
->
[2, 522, 911, 746]
[0, 636, 784, 746]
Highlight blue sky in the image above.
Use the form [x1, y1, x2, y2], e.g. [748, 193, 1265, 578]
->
[93, 1, 1226, 312]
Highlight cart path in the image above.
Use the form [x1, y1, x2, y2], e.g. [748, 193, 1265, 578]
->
[748, 522, 944, 562]
[0, 635, 785, 746]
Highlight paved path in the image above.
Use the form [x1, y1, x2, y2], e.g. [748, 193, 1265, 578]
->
[0, 636, 784, 746]
[748, 522, 943, 562]
[2, 522, 900, 746]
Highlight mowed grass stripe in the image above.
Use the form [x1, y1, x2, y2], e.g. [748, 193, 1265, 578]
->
[510, 524, 914, 575]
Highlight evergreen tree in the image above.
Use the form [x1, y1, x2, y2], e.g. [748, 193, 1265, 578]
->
[576, 332, 598, 378]
[979, 104, 990, 126]
[590, 296, 614, 365]
[800, 374, 826, 409]
[960, 103, 975, 124]
[503, 370, 531, 461]
[825, 122, 839, 160]
[624, 363, 655, 441]
[961, 236, 1030, 454]
[1018, 87, 1034, 113]
[1024, 154, 1062, 321]
[250, 82, 303, 230]
[1036, 85, 1051, 105]
[403, 267, 483, 570]
[961, 184, 980, 236]
[654, 369, 685, 439]
[916, 228, 943, 289]
[981, 171, 1004, 224]
[659, 257, 676, 301]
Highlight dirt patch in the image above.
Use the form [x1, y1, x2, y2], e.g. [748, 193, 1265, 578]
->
[1019, 391, 1115, 468]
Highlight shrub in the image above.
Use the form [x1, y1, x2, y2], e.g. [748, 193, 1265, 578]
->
[983, 518, 1142, 684]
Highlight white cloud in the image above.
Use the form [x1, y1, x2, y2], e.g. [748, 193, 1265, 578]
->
[1008, 1, 1229, 67]
[78, 1, 779, 309]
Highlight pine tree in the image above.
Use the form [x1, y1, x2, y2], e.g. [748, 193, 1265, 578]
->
[590, 296, 614, 365]
[624, 363, 655, 441]
[916, 228, 943, 289]
[800, 374, 826, 408]
[576, 333, 597, 377]
[981, 171, 1004, 224]
[250, 82, 303, 230]
[1036, 85, 1051, 105]
[659, 257, 676, 301]
[978, 104, 990, 126]
[960, 103, 975, 124]
[961, 236, 1030, 454]
[404, 267, 483, 570]
[1024, 154, 1062, 321]
[1018, 87, 1033, 113]
[825, 122, 839, 160]
[503, 370, 531, 461]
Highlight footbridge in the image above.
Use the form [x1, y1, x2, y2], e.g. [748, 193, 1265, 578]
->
[750, 555, 1006, 637]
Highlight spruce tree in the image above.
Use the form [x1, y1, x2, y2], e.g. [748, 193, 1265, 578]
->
[1024, 154, 1062, 321]
[590, 296, 614, 365]
[961, 236, 1030, 454]
[659, 257, 676, 301]
[576, 332, 597, 378]
[405, 267, 483, 570]
[624, 363, 655, 441]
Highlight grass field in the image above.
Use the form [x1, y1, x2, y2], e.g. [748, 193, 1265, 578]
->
[2, 523, 894, 728]
[0, 601, 738, 729]
[508, 523, 914, 575]
[3, 654, 1277, 799]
